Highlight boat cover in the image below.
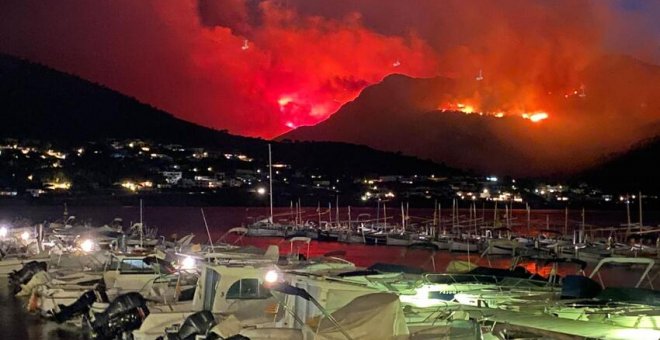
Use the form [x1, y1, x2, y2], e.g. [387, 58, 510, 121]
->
[368, 262, 424, 274]
[445, 260, 477, 273]
[315, 293, 409, 340]
[598, 287, 660, 306]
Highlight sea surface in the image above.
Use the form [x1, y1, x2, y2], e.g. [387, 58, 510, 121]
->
[1, 205, 658, 339]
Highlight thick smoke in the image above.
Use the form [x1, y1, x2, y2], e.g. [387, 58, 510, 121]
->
[0, 0, 438, 137]
[0, 0, 658, 168]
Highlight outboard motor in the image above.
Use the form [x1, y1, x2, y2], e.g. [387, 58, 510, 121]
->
[8, 261, 48, 293]
[165, 311, 216, 340]
[89, 292, 149, 340]
[52, 286, 109, 323]
[53, 290, 97, 323]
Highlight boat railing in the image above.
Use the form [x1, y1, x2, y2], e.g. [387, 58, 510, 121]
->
[423, 273, 552, 292]
[589, 256, 655, 289]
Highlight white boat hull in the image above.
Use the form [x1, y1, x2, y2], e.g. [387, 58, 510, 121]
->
[386, 235, 411, 246]
[450, 241, 478, 252]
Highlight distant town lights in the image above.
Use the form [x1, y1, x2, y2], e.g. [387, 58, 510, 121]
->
[256, 187, 266, 195]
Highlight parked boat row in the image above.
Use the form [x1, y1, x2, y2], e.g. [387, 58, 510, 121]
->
[3, 219, 659, 340]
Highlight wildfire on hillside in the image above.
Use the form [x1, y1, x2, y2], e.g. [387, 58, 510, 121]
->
[438, 101, 549, 123]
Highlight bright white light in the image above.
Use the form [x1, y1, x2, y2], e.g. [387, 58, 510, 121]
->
[265, 270, 279, 284]
[181, 256, 196, 270]
[399, 284, 447, 308]
[256, 187, 266, 195]
[80, 239, 95, 252]
[0, 227, 7, 238]
[21, 231, 30, 241]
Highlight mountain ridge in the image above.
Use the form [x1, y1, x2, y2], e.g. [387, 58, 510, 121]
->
[0, 53, 457, 177]
[281, 55, 660, 178]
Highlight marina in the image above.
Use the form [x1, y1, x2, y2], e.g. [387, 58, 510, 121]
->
[1, 205, 659, 339]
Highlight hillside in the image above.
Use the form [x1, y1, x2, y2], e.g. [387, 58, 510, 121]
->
[281, 55, 660, 177]
[577, 136, 660, 192]
[0, 54, 456, 177]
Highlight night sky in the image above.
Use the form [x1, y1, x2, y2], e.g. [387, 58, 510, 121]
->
[1, 0, 659, 139]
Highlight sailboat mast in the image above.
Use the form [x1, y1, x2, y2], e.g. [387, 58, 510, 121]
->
[298, 198, 302, 227]
[526, 203, 531, 233]
[433, 200, 438, 227]
[438, 202, 442, 236]
[139, 198, 144, 247]
[564, 207, 568, 236]
[401, 202, 405, 232]
[376, 199, 380, 226]
[201, 208, 214, 252]
[336, 195, 339, 227]
[639, 191, 643, 228]
[348, 206, 352, 230]
[626, 195, 631, 235]
[268, 144, 273, 223]
[406, 201, 409, 230]
[493, 201, 498, 227]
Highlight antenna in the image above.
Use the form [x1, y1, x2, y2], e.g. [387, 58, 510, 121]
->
[476, 69, 484, 81]
[201, 208, 215, 252]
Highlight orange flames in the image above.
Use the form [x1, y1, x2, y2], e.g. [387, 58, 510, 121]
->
[438, 102, 550, 123]
[524, 112, 549, 123]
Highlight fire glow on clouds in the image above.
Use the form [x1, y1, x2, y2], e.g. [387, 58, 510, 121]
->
[0, 0, 658, 138]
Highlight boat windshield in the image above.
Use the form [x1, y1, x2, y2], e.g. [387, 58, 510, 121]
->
[226, 278, 271, 299]
[119, 258, 156, 274]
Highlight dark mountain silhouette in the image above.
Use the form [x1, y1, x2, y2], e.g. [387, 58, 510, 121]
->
[0, 53, 456, 177]
[281, 55, 660, 177]
[577, 136, 660, 193]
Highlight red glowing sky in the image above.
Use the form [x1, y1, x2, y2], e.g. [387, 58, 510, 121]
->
[1, 0, 659, 138]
